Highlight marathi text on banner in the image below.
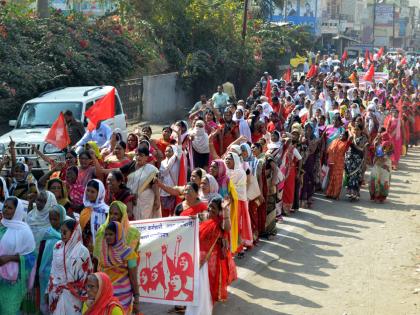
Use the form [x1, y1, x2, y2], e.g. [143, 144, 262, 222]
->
[131, 217, 200, 306]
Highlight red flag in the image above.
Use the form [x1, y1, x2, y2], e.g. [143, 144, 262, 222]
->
[377, 47, 384, 58]
[45, 113, 71, 150]
[364, 49, 370, 62]
[176, 153, 187, 205]
[341, 50, 348, 62]
[306, 64, 317, 79]
[363, 64, 375, 82]
[85, 88, 116, 131]
[265, 78, 272, 105]
[283, 68, 291, 83]
[400, 57, 407, 65]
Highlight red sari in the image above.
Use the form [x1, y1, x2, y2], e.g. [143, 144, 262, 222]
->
[199, 217, 237, 303]
[180, 201, 208, 216]
[282, 144, 297, 211]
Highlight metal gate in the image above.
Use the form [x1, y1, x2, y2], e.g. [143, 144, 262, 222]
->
[118, 77, 143, 122]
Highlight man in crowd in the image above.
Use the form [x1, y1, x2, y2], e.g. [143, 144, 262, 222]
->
[63, 110, 85, 146]
[211, 85, 230, 114]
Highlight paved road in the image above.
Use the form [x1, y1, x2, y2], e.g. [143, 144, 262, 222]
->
[141, 146, 420, 315]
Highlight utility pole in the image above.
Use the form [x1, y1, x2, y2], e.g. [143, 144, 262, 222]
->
[372, 0, 377, 47]
[392, 3, 396, 48]
[242, 0, 249, 42]
[37, 0, 50, 18]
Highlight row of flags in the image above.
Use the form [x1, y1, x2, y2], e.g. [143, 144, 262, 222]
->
[45, 88, 116, 150]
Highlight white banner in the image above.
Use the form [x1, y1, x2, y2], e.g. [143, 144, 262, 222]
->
[358, 71, 389, 82]
[131, 217, 200, 306]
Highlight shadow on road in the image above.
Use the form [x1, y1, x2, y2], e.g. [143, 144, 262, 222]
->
[214, 147, 420, 314]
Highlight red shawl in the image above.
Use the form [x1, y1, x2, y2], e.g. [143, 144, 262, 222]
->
[84, 272, 122, 315]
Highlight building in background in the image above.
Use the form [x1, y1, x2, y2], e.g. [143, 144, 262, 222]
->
[269, 0, 319, 34]
[263, 0, 419, 52]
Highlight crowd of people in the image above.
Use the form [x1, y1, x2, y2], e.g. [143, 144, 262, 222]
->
[0, 51, 418, 315]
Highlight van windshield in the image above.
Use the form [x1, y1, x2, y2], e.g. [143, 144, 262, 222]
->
[16, 102, 83, 129]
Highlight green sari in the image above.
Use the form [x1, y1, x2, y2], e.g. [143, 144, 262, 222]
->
[0, 226, 36, 314]
[93, 201, 140, 260]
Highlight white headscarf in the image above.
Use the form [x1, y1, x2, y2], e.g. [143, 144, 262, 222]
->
[261, 102, 274, 119]
[233, 107, 252, 142]
[83, 179, 109, 240]
[226, 152, 247, 201]
[191, 120, 210, 154]
[27, 191, 58, 250]
[0, 176, 9, 212]
[350, 103, 361, 118]
[199, 174, 221, 203]
[160, 145, 181, 196]
[0, 197, 35, 255]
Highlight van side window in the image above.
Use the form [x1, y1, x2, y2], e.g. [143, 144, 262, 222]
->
[115, 96, 122, 115]
[83, 101, 94, 126]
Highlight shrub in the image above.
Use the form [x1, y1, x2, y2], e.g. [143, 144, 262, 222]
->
[0, 3, 150, 117]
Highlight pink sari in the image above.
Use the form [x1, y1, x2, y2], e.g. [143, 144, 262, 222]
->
[387, 117, 402, 167]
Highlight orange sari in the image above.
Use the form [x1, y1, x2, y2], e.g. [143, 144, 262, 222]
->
[325, 139, 349, 199]
[199, 217, 237, 303]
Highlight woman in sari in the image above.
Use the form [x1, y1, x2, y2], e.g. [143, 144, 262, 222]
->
[9, 162, 38, 201]
[325, 131, 350, 199]
[159, 144, 181, 217]
[46, 178, 72, 214]
[65, 166, 85, 213]
[155, 126, 176, 156]
[323, 114, 345, 148]
[178, 182, 208, 216]
[199, 174, 221, 203]
[241, 143, 262, 243]
[37, 205, 68, 315]
[126, 133, 139, 159]
[86, 141, 103, 164]
[225, 152, 253, 252]
[77, 151, 96, 188]
[344, 124, 368, 201]
[204, 109, 219, 134]
[208, 159, 240, 253]
[104, 141, 131, 169]
[82, 272, 124, 315]
[97, 221, 140, 314]
[209, 160, 231, 198]
[282, 134, 302, 215]
[106, 170, 135, 219]
[190, 120, 210, 170]
[94, 201, 140, 261]
[126, 147, 160, 219]
[48, 219, 92, 314]
[370, 140, 393, 203]
[0, 197, 36, 314]
[386, 108, 405, 170]
[300, 122, 320, 208]
[27, 190, 58, 251]
[186, 197, 237, 315]
[251, 142, 269, 237]
[80, 179, 109, 254]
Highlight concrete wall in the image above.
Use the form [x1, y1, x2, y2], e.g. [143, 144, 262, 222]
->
[142, 72, 191, 123]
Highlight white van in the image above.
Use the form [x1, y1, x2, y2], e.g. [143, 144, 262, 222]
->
[0, 86, 128, 174]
